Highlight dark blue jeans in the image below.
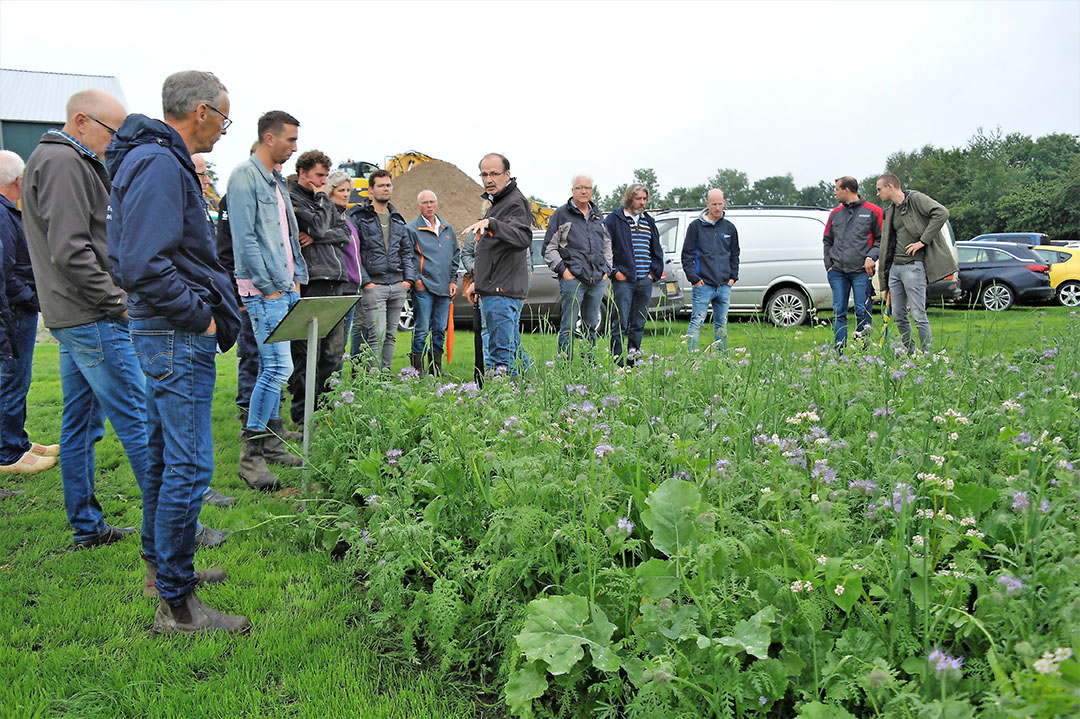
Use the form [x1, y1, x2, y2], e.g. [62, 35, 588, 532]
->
[557, 277, 607, 357]
[828, 269, 872, 349]
[243, 291, 298, 432]
[235, 306, 258, 410]
[0, 310, 37, 464]
[687, 283, 732, 351]
[610, 276, 652, 364]
[480, 295, 526, 374]
[410, 288, 451, 354]
[51, 319, 152, 543]
[130, 317, 218, 606]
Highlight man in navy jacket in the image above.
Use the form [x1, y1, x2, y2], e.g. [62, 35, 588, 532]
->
[107, 70, 246, 636]
[681, 190, 740, 351]
[604, 183, 663, 365]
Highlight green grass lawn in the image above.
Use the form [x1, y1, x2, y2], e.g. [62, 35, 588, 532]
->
[1, 304, 1074, 718]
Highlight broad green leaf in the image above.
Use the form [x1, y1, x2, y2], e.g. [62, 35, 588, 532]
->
[641, 478, 701, 557]
[635, 558, 680, 599]
[504, 661, 547, 717]
[515, 595, 618, 676]
[796, 701, 857, 719]
[828, 575, 862, 614]
[716, 605, 776, 659]
[953, 483, 999, 516]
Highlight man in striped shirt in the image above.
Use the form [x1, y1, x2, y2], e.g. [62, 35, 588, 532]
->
[604, 183, 664, 365]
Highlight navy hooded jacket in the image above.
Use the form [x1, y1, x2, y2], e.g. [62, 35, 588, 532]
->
[106, 115, 240, 351]
[680, 211, 740, 286]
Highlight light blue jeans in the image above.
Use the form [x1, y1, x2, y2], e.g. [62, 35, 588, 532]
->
[888, 261, 931, 352]
[243, 291, 298, 432]
[557, 277, 607, 357]
[687, 283, 732, 351]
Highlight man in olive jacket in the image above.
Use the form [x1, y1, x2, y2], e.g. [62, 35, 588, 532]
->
[875, 173, 956, 353]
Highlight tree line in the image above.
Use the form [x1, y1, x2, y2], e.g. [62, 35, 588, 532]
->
[596, 129, 1080, 241]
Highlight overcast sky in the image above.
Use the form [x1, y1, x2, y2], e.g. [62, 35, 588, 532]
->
[2, 0, 1078, 206]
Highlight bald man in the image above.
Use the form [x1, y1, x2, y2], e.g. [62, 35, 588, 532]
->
[21, 89, 160, 550]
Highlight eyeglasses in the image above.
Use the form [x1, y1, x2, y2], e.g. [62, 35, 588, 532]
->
[478, 170, 506, 180]
[86, 114, 117, 136]
[573, 186, 593, 191]
[205, 103, 233, 131]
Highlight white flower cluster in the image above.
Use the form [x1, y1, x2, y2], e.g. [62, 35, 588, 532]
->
[785, 410, 820, 425]
[917, 472, 955, 490]
[1001, 398, 1022, 411]
[790, 580, 813, 593]
[1034, 647, 1073, 675]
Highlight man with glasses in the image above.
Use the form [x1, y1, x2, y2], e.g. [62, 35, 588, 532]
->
[462, 154, 532, 374]
[542, 174, 611, 359]
[22, 89, 149, 546]
[107, 71, 247, 635]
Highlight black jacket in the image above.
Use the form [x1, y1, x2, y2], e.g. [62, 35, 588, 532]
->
[345, 199, 415, 285]
[289, 181, 349, 283]
[604, 209, 664, 280]
[474, 178, 532, 299]
[542, 199, 612, 284]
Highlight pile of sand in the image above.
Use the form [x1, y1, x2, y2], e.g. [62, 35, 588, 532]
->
[388, 160, 488, 240]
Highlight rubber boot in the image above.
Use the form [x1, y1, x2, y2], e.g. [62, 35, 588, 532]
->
[238, 430, 279, 491]
[152, 589, 251, 635]
[268, 417, 302, 442]
[143, 558, 228, 597]
[430, 350, 447, 377]
[407, 352, 424, 377]
[262, 420, 304, 468]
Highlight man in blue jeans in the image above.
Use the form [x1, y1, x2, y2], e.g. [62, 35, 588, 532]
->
[823, 176, 883, 351]
[21, 89, 148, 547]
[227, 111, 307, 491]
[407, 190, 459, 375]
[108, 70, 246, 634]
[462, 153, 533, 375]
[605, 183, 664, 365]
[543, 174, 611, 359]
[0, 150, 58, 485]
[681, 190, 740, 351]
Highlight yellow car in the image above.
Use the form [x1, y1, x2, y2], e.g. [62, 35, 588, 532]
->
[1033, 245, 1080, 306]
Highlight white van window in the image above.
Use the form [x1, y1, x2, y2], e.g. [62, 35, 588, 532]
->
[656, 218, 679, 255]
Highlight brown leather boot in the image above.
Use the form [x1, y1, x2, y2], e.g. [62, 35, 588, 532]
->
[238, 430, 279, 491]
[261, 421, 304, 468]
[409, 352, 426, 377]
[152, 590, 251, 635]
[143, 558, 228, 597]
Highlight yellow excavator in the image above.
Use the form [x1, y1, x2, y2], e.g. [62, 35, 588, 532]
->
[337, 151, 554, 228]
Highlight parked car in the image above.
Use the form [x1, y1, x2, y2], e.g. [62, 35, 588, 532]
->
[397, 231, 681, 331]
[1031, 244, 1080, 307]
[968, 232, 1053, 245]
[955, 241, 1054, 310]
[654, 205, 959, 326]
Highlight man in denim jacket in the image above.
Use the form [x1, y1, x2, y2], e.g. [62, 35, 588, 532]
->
[227, 111, 308, 489]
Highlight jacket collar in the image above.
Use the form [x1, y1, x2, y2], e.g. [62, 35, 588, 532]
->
[565, 199, 599, 220]
[43, 129, 98, 160]
[698, 210, 725, 226]
[246, 154, 284, 187]
[0, 194, 18, 214]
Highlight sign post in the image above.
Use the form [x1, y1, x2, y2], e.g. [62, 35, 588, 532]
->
[266, 295, 359, 469]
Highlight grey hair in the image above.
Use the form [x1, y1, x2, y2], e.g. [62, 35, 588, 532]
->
[162, 71, 228, 121]
[417, 189, 438, 203]
[571, 173, 594, 188]
[0, 150, 25, 187]
[327, 170, 351, 193]
[622, 183, 649, 209]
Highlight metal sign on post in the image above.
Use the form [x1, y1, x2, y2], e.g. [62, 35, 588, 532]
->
[265, 295, 359, 462]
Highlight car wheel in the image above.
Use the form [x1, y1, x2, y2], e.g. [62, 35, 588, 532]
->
[979, 282, 1014, 311]
[398, 296, 415, 332]
[1057, 280, 1080, 307]
[765, 287, 810, 327]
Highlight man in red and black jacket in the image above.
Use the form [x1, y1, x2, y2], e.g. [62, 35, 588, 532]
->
[823, 176, 883, 351]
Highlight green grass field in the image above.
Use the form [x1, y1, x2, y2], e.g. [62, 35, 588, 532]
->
[1, 305, 1075, 718]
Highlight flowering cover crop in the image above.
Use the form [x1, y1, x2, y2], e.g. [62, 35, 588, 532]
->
[303, 333, 1080, 718]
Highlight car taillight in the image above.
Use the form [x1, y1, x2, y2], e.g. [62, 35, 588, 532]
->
[661, 271, 667, 279]
[1025, 264, 1050, 274]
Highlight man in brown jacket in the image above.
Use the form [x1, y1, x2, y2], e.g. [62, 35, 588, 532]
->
[875, 173, 955, 353]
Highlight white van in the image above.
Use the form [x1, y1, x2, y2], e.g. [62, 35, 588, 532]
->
[654, 206, 833, 326]
[654, 205, 961, 326]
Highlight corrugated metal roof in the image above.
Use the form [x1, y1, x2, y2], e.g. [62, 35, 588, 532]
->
[0, 68, 127, 123]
